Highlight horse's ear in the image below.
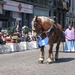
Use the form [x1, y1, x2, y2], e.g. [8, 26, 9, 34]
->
[34, 16, 36, 18]
[34, 16, 38, 21]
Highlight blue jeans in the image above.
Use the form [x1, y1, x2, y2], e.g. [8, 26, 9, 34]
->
[64, 40, 74, 51]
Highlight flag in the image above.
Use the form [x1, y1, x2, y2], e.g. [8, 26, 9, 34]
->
[38, 37, 49, 46]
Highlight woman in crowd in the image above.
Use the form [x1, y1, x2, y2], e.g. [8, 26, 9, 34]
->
[64, 24, 75, 52]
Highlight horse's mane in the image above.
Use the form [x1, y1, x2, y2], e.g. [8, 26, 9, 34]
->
[38, 16, 54, 24]
[32, 16, 55, 26]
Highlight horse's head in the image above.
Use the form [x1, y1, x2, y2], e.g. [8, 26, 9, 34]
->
[32, 16, 55, 36]
[32, 16, 42, 36]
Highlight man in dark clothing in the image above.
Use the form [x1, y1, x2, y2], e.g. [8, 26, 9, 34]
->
[25, 33, 30, 42]
[0, 37, 6, 44]
[0, 33, 6, 44]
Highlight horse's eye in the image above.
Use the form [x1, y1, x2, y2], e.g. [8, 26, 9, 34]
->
[34, 24, 37, 27]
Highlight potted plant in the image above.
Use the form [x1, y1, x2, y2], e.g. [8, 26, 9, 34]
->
[22, 26, 29, 34]
[7, 27, 16, 35]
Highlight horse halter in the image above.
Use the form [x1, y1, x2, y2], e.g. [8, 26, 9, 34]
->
[33, 20, 44, 34]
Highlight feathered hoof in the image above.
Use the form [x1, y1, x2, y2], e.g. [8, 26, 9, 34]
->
[38, 58, 44, 64]
[46, 58, 54, 64]
[38, 60, 43, 64]
[46, 61, 52, 64]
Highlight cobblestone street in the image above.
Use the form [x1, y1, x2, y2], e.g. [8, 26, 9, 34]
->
[0, 43, 75, 75]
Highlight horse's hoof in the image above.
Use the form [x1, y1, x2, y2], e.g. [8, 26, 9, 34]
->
[46, 61, 52, 64]
[55, 58, 58, 61]
[38, 60, 43, 64]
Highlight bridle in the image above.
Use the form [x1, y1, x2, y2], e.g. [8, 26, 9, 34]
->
[33, 21, 44, 35]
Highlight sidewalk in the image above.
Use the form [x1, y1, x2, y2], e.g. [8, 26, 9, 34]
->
[0, 42, 65, 54]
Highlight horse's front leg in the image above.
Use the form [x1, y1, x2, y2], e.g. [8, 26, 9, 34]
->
[38, 46, 44, 64]
[55, 41, 60, 61]
[47, 45, 54, 64]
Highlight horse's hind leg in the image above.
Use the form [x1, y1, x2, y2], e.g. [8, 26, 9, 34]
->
[38, 46, 44, 64]
[55, 41, 60, 61]
[47, 45, 54, 64]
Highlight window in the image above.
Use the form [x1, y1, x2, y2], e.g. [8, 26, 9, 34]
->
[53, 0, 57, 6]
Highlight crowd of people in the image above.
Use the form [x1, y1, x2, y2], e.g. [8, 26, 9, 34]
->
[0, 25, 37, 44]
[0, 24, 75, 52]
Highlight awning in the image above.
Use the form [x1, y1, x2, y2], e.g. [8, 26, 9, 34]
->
[0, 14, 16, 21]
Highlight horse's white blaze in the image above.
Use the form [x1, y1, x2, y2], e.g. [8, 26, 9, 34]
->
[31, 17, 37, 36]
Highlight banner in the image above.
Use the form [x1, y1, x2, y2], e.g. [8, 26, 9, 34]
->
[38, 37, 49, 46]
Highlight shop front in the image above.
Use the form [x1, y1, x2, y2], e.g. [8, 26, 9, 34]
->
[3, 0, 33, 28]
[0, 0, 6, 27]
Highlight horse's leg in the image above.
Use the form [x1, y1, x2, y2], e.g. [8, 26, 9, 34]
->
[55, 41, 60, 61]
[47, 44, 54, 64]
[38, 46, 44, 64]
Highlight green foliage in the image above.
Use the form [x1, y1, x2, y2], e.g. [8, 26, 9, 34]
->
[7, 27, 16, 35]
[23, 28, 29, 34]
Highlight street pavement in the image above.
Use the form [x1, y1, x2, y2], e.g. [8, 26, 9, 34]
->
[0, 43, 75, 75]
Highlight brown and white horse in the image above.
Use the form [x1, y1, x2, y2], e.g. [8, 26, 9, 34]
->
[32, 16, 64, 64]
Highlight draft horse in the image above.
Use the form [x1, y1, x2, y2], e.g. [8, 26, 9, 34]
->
[32, 16, 64, 64]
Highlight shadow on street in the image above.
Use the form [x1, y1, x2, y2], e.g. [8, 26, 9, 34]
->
[55, 58, 75, 63]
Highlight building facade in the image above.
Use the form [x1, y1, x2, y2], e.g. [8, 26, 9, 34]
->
[2, 0, 33, 28]
[66, 0, 75, 27]
[48, 0, 70, 28]
[12, 0, 49, 16]
[2, 0, 49, 29]
[0, 0, 6, 27]
[1, 0, 70, 29]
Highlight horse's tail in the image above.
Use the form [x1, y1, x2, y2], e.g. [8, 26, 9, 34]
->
[55, 23, 65, 42]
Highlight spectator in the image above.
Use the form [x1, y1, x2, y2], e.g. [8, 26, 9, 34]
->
[22, 26, 29, 34]
[12, 32, 21, 43]
[0, 32, 6, 44]
[32, 35, 37, 41]
[16, 25, 19, 32]
[16, 25, 21, 37]
[28, 32, 32, 41]
[20, 34, 25, 42]
[5, 34, 11, 43]
[25, 33, 30, 42]
[64, 24, 75, 52]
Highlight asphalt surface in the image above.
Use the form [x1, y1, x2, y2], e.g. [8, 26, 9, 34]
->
[0, 43, 75, 75]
